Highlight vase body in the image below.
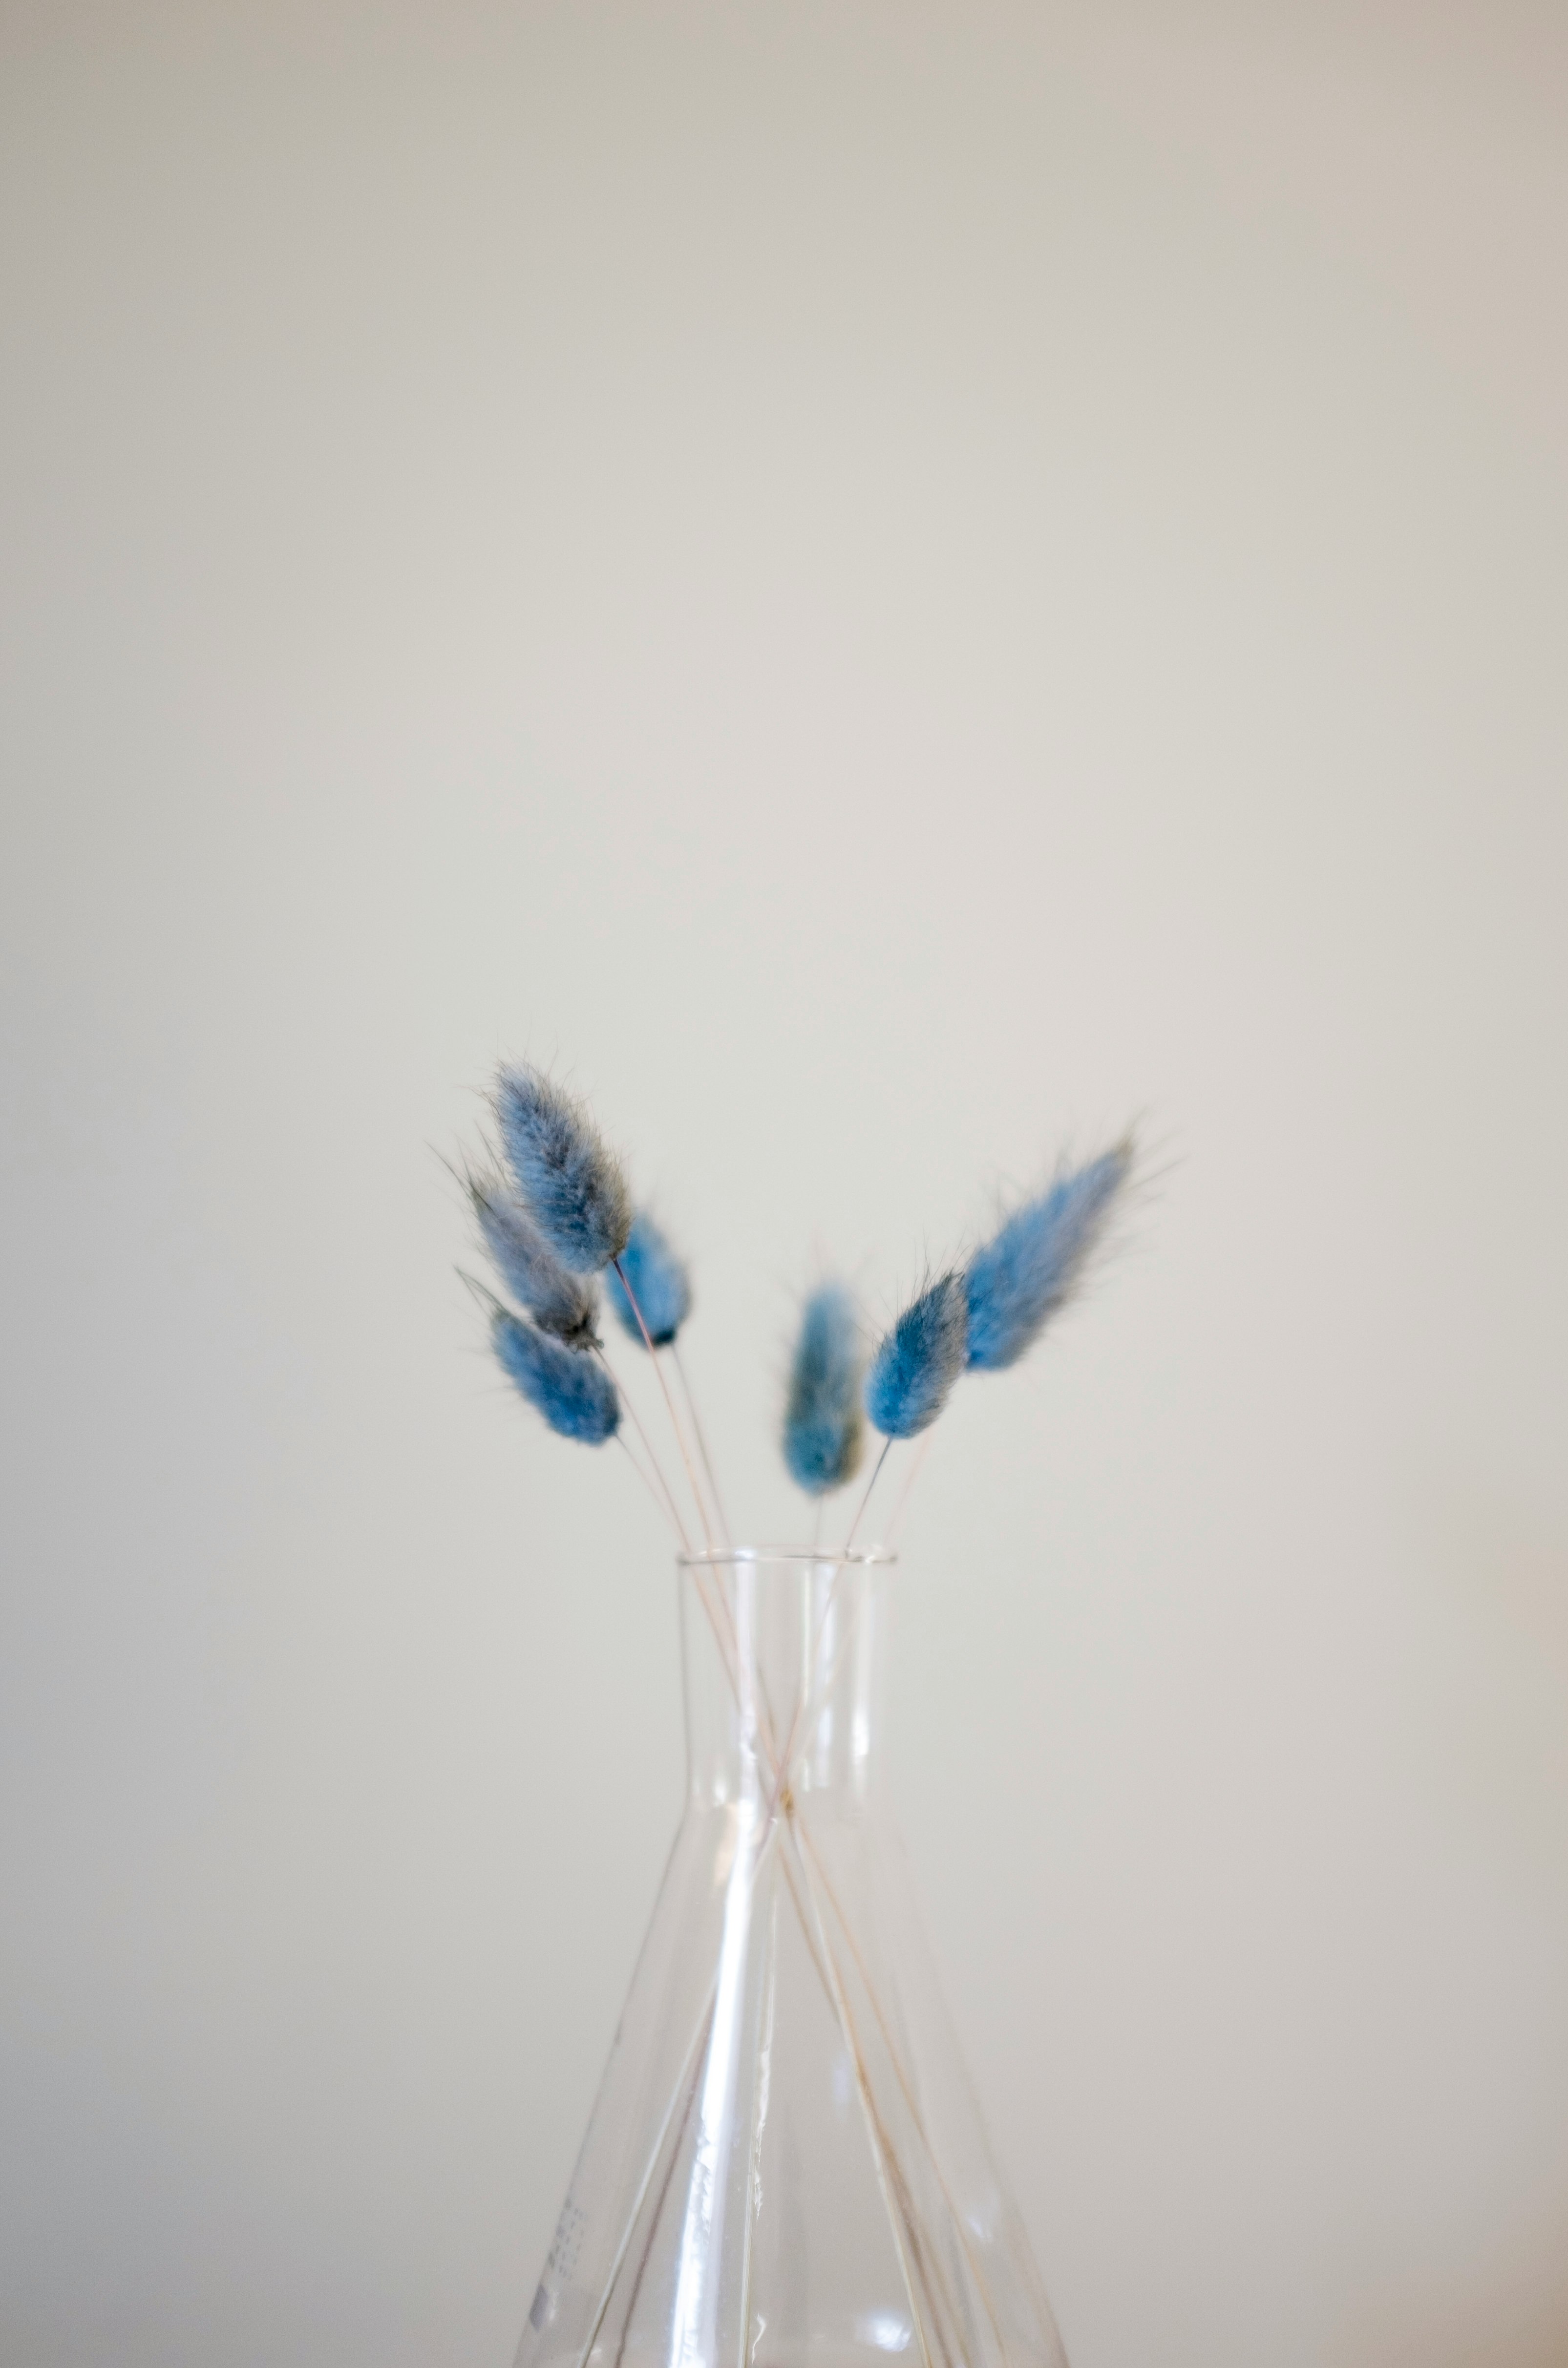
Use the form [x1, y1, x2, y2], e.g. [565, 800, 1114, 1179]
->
[516, 1551, 1067, 2368]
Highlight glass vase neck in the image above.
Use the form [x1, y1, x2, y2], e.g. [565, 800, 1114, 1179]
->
[677, 1550, 895, 1812]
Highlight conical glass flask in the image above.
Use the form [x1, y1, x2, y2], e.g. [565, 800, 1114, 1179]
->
[517, 1549, 1068, 2368]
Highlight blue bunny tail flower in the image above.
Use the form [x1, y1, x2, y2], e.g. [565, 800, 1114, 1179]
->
[469, 1170, 600, 1348]
[607, 1210, 692, 1349]
[493, 1063, 633, 1275]
[864, 1272, 968, 1440]
[965, 1138, 1134, 1374]
[491, 1306, 621, 1444]
[783, 1282, 866, 1494]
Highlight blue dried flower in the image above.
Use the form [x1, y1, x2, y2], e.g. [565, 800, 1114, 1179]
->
[494, 1063, 633, 1275]
[606, 1210, 692, 1349]
[491, 1305, 620, 1444]
[965, 1140, 1133, 1373]
[864, 1273, 968, 1440]
[783, 1282, 865, 1494]
[469, 1169, 599, 1348]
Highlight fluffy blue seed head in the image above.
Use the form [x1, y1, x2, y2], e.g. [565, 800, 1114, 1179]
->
[606, 1210, 692, 1349]
[491, 1306, 620, 1444]
[469, 1171, 599, 1348]
[783, 1282, 866, 1494]
[965, 1140, 1133, 1374]
[493, 1063, 633, 1275]
[864, 1272, 968, 1440]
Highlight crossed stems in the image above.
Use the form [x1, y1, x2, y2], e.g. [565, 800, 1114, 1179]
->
[578, 1560, 1014, 2368]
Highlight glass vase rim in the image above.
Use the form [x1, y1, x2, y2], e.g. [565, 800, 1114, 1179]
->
[676, 1543, 898, 1571]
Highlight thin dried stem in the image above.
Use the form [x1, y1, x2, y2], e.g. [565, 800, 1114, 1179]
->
[731, 1581, 1001, 2364]
[795, 1815, 1013, 2365]
[608, 1997, 714, 2368]
[574, 1985, 721, 2368]
[614, 1433, 682, 1542]
[742, 1573, 1017, 2368]
[884, 1432, 934, 1550]
[775, 1814, 945, 2368]
[737, 1882, 776, 2368]
[614, 1257, 714, 1549]
[597, 1348, 692, 1553]
[845, 1436, 892, 1550]
[671, 1340, 731, 1546]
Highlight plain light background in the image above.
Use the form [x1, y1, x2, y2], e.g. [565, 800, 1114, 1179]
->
[2, 4, 1566, 2364]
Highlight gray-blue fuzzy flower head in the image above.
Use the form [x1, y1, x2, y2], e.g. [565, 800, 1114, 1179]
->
[493, 1063, 633, 1276]
[490, 1305, 621, 1444]
[606, 1210, 692, 1349]
[783, 1281, 866, 1495]
[864, 1272, 968, 1441]
[469, 1169, 600, 1349]
[964, 1139, 1133, 1374]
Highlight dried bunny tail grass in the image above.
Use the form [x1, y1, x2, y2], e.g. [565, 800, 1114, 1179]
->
[606, 1210, 692, 1349]
[488, 1298, 621, 1445]
[864, 1270, 968, 1441]
[493, 1062, 633, 1275]
[783, 1281, 866, 1495]
[964, 1133, 1136, 1374]
[465, 1163, 600, 1348]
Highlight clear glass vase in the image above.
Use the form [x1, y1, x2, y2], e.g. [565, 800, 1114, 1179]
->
[516, 1549, 1068, 2368]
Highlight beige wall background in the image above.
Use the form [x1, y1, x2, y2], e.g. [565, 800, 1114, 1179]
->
[2, 4, 1566, 2364]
